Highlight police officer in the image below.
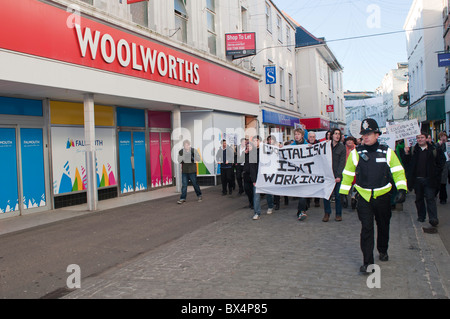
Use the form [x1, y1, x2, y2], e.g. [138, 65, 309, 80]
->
[339, 119, 408, 273]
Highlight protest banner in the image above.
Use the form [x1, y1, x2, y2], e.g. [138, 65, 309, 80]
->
[386, 119, 421, 141]
[255, 141, 335, 199]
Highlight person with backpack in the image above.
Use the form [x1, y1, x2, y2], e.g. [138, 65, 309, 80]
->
[404, 132, 446, 233]
[177, 140, 202, 204]
[339, 119, 407, 274]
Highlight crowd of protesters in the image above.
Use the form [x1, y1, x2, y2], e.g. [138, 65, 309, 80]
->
[177, 124, 449, 230]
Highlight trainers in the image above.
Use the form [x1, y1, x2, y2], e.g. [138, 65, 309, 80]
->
[198, 196, 202, 202]
[177, 199, 186, 204]
[267, 208, 273, 215]
[252, 214, 260, 220]
[297, 212, 307, 221]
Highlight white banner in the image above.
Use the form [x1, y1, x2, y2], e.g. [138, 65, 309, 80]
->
[255, 141, 336, 199]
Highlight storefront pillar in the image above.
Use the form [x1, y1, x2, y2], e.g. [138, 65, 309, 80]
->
[84, 93, 98, 211]
[172, 105, 182, 193]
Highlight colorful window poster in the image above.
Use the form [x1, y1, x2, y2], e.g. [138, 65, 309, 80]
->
[149, 132, 162, 188]
[118, 131, 133, 194]
[161, 132, 173, 186]
[20, 128, 46, 209]
[0, 128, 19, 213]
[51, 127, 117, 195]
[133, 132, 147, 191]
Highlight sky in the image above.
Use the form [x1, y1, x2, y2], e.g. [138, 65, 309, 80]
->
[274, 0, 414, 92]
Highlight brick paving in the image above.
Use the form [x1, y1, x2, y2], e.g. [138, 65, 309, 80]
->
[64, 193, 450, 299]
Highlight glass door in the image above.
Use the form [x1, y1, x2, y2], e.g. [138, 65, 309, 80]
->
[118, 130, 147, 194]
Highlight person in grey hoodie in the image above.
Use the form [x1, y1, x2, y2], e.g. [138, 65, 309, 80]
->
[322, 128, 346, 222]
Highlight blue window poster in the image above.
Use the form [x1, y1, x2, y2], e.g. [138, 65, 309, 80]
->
[0, 128, 19, 213]
[133, 132, 147, 192]
[119, 131, 134, 194]
[20, 128, 46, 209]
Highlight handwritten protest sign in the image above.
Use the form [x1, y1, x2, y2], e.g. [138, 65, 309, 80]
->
[386, 119, 421, 141]
[255, 141, 335, 199]
[378, 134, 395, 150]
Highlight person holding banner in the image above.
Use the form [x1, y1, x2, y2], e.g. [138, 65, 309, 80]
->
[339, 119, 407, 274]
[322, 129, 346, 222]
[250, 136, 274, 220]
[404, 132, 446, 233]
[291, 128, 309, 221]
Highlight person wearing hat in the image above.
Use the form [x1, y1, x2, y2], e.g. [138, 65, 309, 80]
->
[339, 118, 408, 274]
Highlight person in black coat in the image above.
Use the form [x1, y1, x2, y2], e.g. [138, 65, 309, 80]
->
[404, 132, 446, 232]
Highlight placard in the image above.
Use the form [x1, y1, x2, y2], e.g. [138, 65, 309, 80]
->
[255, 141, 335, 199]
[386, 119, 421, 141]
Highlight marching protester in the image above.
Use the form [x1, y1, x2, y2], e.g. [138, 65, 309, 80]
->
[249, 136, 274, 220]
[291, 128, 309, 221]
[177, 140, 203, 204]
[343, 136, 357, 209]
[242, 138, 254, 209]
[307, 132, 321, 208]
[404, 132, 446, 233]
[339, 119, 407, 274]
[235, 138, 247, 196]
[322, 128, 346, 222]
[216, 139, 235, 196]
[436, 131, 449, 205]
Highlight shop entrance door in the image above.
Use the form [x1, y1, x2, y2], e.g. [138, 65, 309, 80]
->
[118, 131, 147, 194]
[0, 127, 47, 215]
[149, 131, 173, 188]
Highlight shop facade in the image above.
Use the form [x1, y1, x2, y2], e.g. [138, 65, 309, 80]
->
[0, 0, 260, 217]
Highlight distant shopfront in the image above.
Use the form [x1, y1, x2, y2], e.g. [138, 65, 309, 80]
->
[300, 117, 331, 132]
[262, 110, 300, 142]
[409, 95, 446, 137]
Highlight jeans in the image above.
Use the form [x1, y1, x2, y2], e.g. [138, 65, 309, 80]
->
[253, 186, 273, 216]
[180, 173, 202, 200]
[323, 182, 342, 217]
[414, 177, 438, 224]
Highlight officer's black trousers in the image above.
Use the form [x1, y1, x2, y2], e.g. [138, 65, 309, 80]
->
[356, 192, 392, 266]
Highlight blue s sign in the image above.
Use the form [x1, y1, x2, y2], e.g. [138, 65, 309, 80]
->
[265, 65, 276, 84]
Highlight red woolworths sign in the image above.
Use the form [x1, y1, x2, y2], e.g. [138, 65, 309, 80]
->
[326, 105, 335, 113]
[0, 0, 259, 104]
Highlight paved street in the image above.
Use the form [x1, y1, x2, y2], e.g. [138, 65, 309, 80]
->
[62, 188, 450, 300]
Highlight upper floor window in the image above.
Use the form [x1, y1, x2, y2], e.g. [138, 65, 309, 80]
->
[174, 0, 188, 43]
[277, 15, 282, 43]
[265, 3, 272, 33]
[206, 0, 217, 55]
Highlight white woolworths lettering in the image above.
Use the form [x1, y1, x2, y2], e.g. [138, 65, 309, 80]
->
[74, 25, 200, 84]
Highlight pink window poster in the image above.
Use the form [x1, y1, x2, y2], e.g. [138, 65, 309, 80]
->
[161, 132, 173, 186]
[149, 132, 162, 188]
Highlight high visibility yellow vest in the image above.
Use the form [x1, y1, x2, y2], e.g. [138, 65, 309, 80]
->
[339, 144, 407, 202]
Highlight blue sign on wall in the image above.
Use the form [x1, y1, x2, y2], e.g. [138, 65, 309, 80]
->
[438, 53, 450, 67]
[262, 110, 300, 127]
[265, 65, 276, 84]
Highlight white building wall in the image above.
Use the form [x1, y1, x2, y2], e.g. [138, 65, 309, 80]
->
[404, 0, 445, 104]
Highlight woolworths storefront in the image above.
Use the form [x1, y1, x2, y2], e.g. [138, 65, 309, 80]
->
[0, 0, 259, 218]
